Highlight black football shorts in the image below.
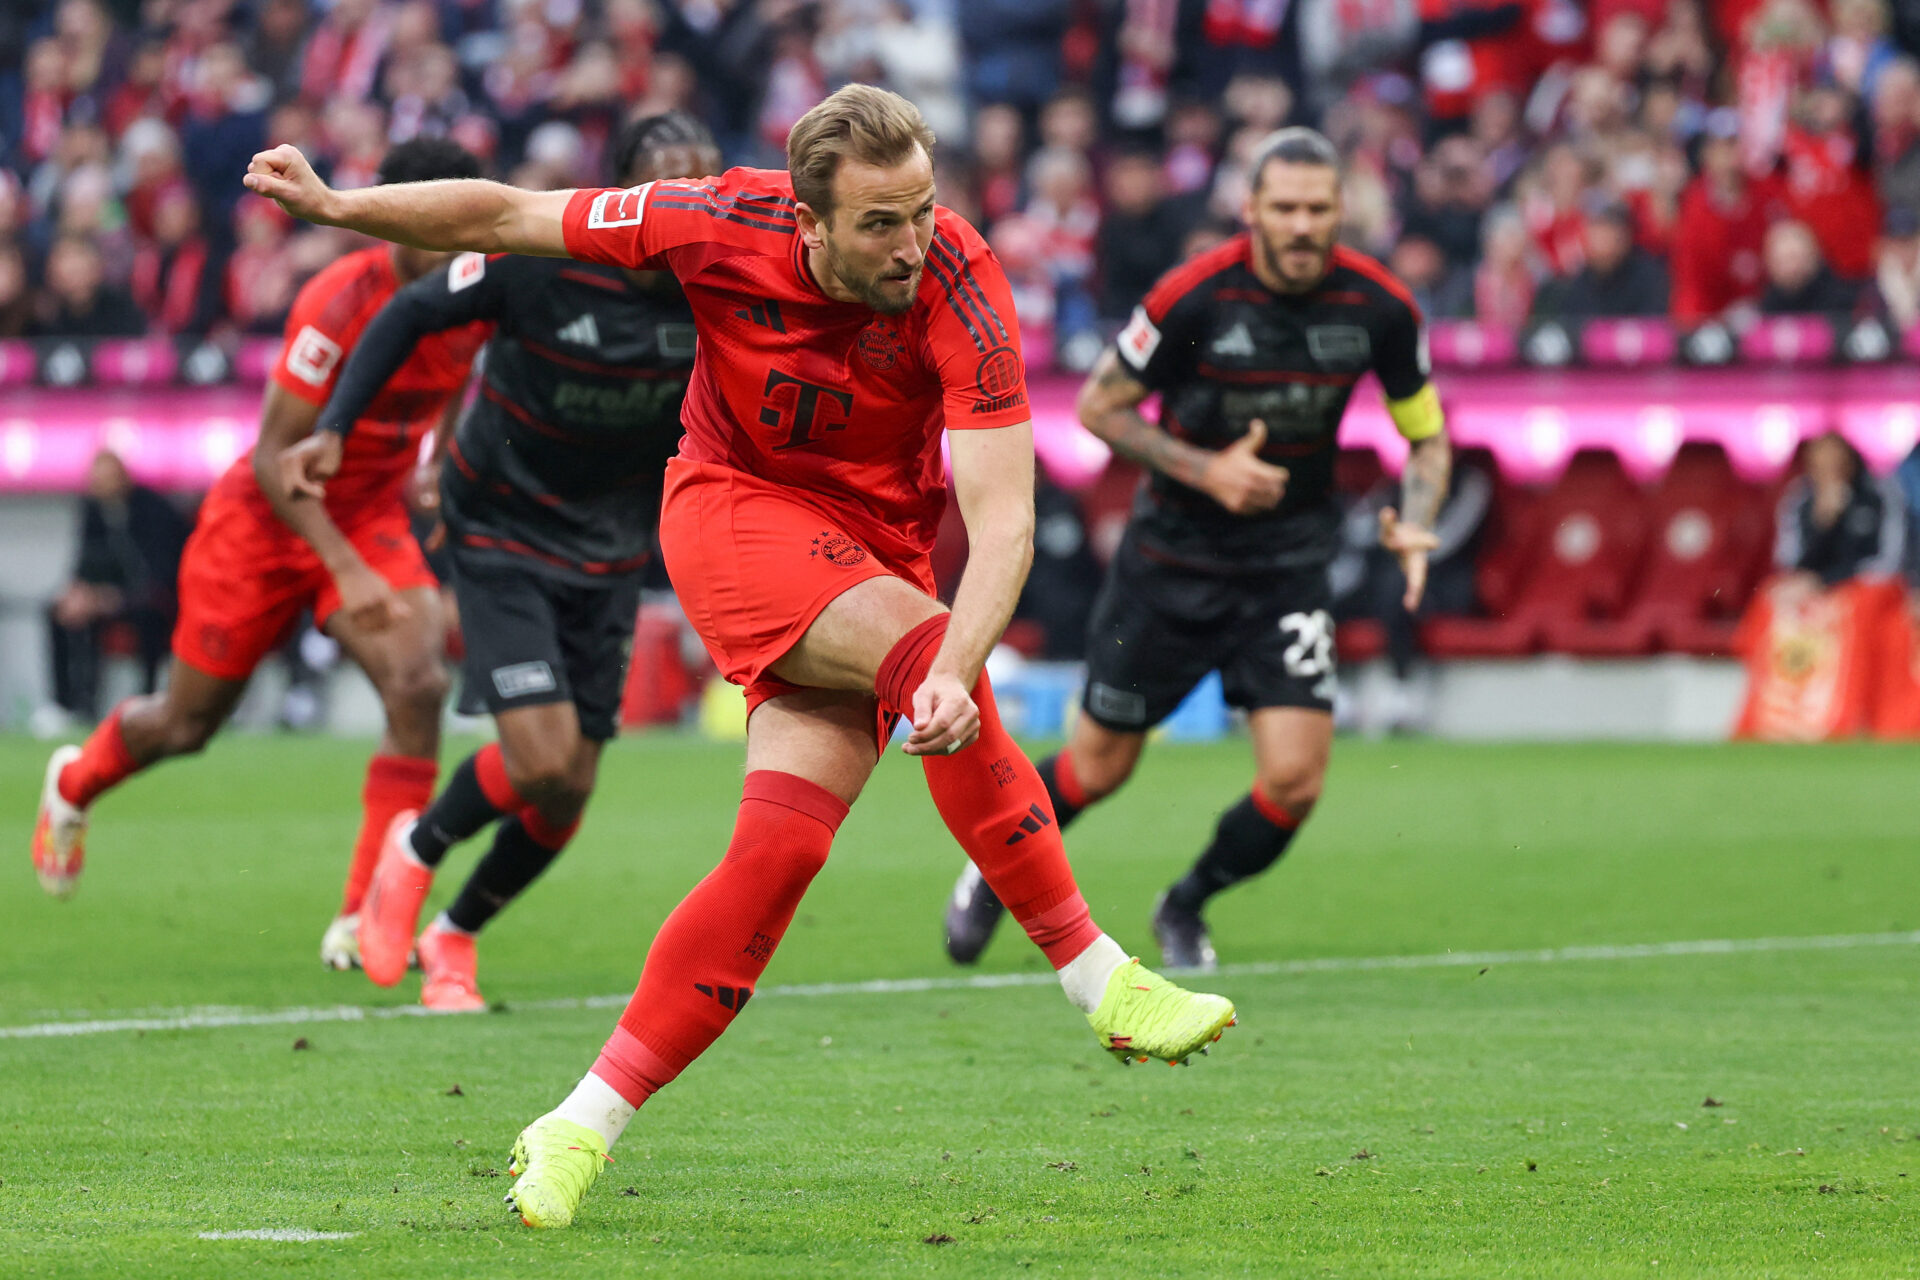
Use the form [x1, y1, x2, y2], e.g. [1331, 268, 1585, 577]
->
[1079, 534, 1337, 732]
[451, 548, 642, 742]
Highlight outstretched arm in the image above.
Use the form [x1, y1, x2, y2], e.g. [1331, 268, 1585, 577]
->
[243, 145, 574, 257]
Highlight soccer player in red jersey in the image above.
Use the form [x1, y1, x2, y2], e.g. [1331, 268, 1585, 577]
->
[32, 140, 489, 971]
[245, 87, 1235, 1227]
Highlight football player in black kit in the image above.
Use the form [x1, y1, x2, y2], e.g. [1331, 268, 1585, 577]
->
[943, 127, 1453, 971]
[281, 113, 723, 1009]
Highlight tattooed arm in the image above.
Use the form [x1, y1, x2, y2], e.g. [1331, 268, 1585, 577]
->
[1379, 431, 1451, 612]
[1075, 348, 1287, 515]
[1399, 431, 1452, 533]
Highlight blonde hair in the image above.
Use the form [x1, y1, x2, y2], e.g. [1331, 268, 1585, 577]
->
[786, 84, 936, 218]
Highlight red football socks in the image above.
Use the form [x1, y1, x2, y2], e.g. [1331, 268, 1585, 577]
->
[877, 615, 1103, 969]
[57, 704, 139, 809]
[342, 754, 439, 915]
[593, 770, 847, 1108]
[520, 804, 580, 852]
[473, 741, 525, 812]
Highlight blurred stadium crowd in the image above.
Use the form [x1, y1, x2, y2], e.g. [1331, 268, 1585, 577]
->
[6, 0, 1920, 362]
[9, 0, 1920, 739]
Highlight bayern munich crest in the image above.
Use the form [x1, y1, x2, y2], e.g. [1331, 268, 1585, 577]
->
[857, 321, 906, 371]
[810, 531, 868, 566]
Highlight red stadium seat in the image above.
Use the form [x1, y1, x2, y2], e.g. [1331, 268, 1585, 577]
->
[1419, 471, 1543, 657]
[1335, 618, 1387, 663]
[1611, 443, 1770, 655]
[1524, 451, 1652, 653]
[1425, 450, 1652, 656]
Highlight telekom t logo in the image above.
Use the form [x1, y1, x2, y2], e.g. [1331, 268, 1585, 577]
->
[761, 370, 854, 451]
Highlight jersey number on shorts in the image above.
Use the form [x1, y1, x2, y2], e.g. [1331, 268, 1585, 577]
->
[1278, 610, 1334, 678]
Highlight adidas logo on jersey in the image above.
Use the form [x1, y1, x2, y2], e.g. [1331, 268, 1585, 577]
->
[734, 299, 786, 333]
[1212, 322, 1256, 357]
[557, 314, 600, 347]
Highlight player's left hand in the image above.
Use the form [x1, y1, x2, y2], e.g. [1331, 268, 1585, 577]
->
[1378, 506, 1441, 613]
[905, 670, 981, 757]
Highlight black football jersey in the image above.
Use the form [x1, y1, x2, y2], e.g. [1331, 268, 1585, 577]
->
[1114, 236, 1430, 573]
[320, 252, 697, 582]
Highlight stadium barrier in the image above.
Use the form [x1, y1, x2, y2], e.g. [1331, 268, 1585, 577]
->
[0, 366, 1914, 493]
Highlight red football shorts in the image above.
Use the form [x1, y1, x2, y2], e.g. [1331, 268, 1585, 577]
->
[660, 458, 937, 741]
[172, 492, 437, 681]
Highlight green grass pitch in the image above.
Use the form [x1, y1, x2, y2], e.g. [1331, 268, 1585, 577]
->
[3, 732, 1917, 1277]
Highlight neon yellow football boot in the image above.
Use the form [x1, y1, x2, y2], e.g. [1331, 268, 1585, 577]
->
[505, 1115, 609, 1228]
[1087, 957, 1236, 1067]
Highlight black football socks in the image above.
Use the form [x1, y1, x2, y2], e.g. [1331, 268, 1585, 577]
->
[1164, 792, 1301, 913]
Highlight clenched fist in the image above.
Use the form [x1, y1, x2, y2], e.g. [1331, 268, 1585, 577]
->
[243, 145, 338, 225]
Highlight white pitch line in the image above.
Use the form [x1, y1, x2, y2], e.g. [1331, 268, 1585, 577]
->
[197, 1229, 359, 1242]
[4, 929, 1915, 1042]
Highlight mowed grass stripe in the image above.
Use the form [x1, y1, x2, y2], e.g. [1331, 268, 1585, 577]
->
[6, 927, 1916, 1039]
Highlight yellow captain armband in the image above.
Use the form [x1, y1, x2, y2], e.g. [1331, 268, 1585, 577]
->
[1386, 383, 1444, 442]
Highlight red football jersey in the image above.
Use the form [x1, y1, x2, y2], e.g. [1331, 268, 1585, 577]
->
[560, 167, 1029, 569]
[216, 246, 490, 525]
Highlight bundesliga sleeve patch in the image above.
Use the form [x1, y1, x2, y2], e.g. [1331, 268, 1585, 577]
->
[284, 325, 344, 386]
[1118, 306, 1161, 369]
[586, 183, 653, 230]
[447, 252, 486, 292]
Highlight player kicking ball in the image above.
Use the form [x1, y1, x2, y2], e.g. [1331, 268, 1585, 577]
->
[32, 140, 488, 973]
[246, 85, 1235, 1227]
[282, 113, 720, 1011]
[943, 128, 1452, 972]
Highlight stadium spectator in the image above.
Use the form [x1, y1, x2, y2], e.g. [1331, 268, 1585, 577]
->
[970, 103, 1028, 227]
[1757, 218, 1863, 320]
[1163, 100, 1226, 197]
[1869, 57, 1920, 213]
[1472, 204, 1540, 327]
[1413, 0, 1532, 132]
[129, 181, 220, 335]
[179, 43, 270, 236]
[299, 0, 395, 107]
[1821, 0, 1902, 101]
[1401, 134, 1495, 273]
[0, 240, 32, 338]
[958, 0, 1070, 114]
[1733, 0, 1827, 175]
[245, 0, 314, 105]
[1533, 198, 1670, 321]
[1873, 205, 1920, 330]
[1468, 88, 1529, 192]
[1389, 231, 1472, 318]
[1523, 143, 1599, 276]
[1095, 148, 1186, 323]
[1671, 111, 1781, 327]
[990, 212, 1056, 369]
[32, 234, 144, 337]
[1775, 432, 1908, 588]
[225, 198, 301, 334]
[1778, 84, 1881, 279]
[1024, 144, 1102, 346]
[43, 449, 189, 724]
